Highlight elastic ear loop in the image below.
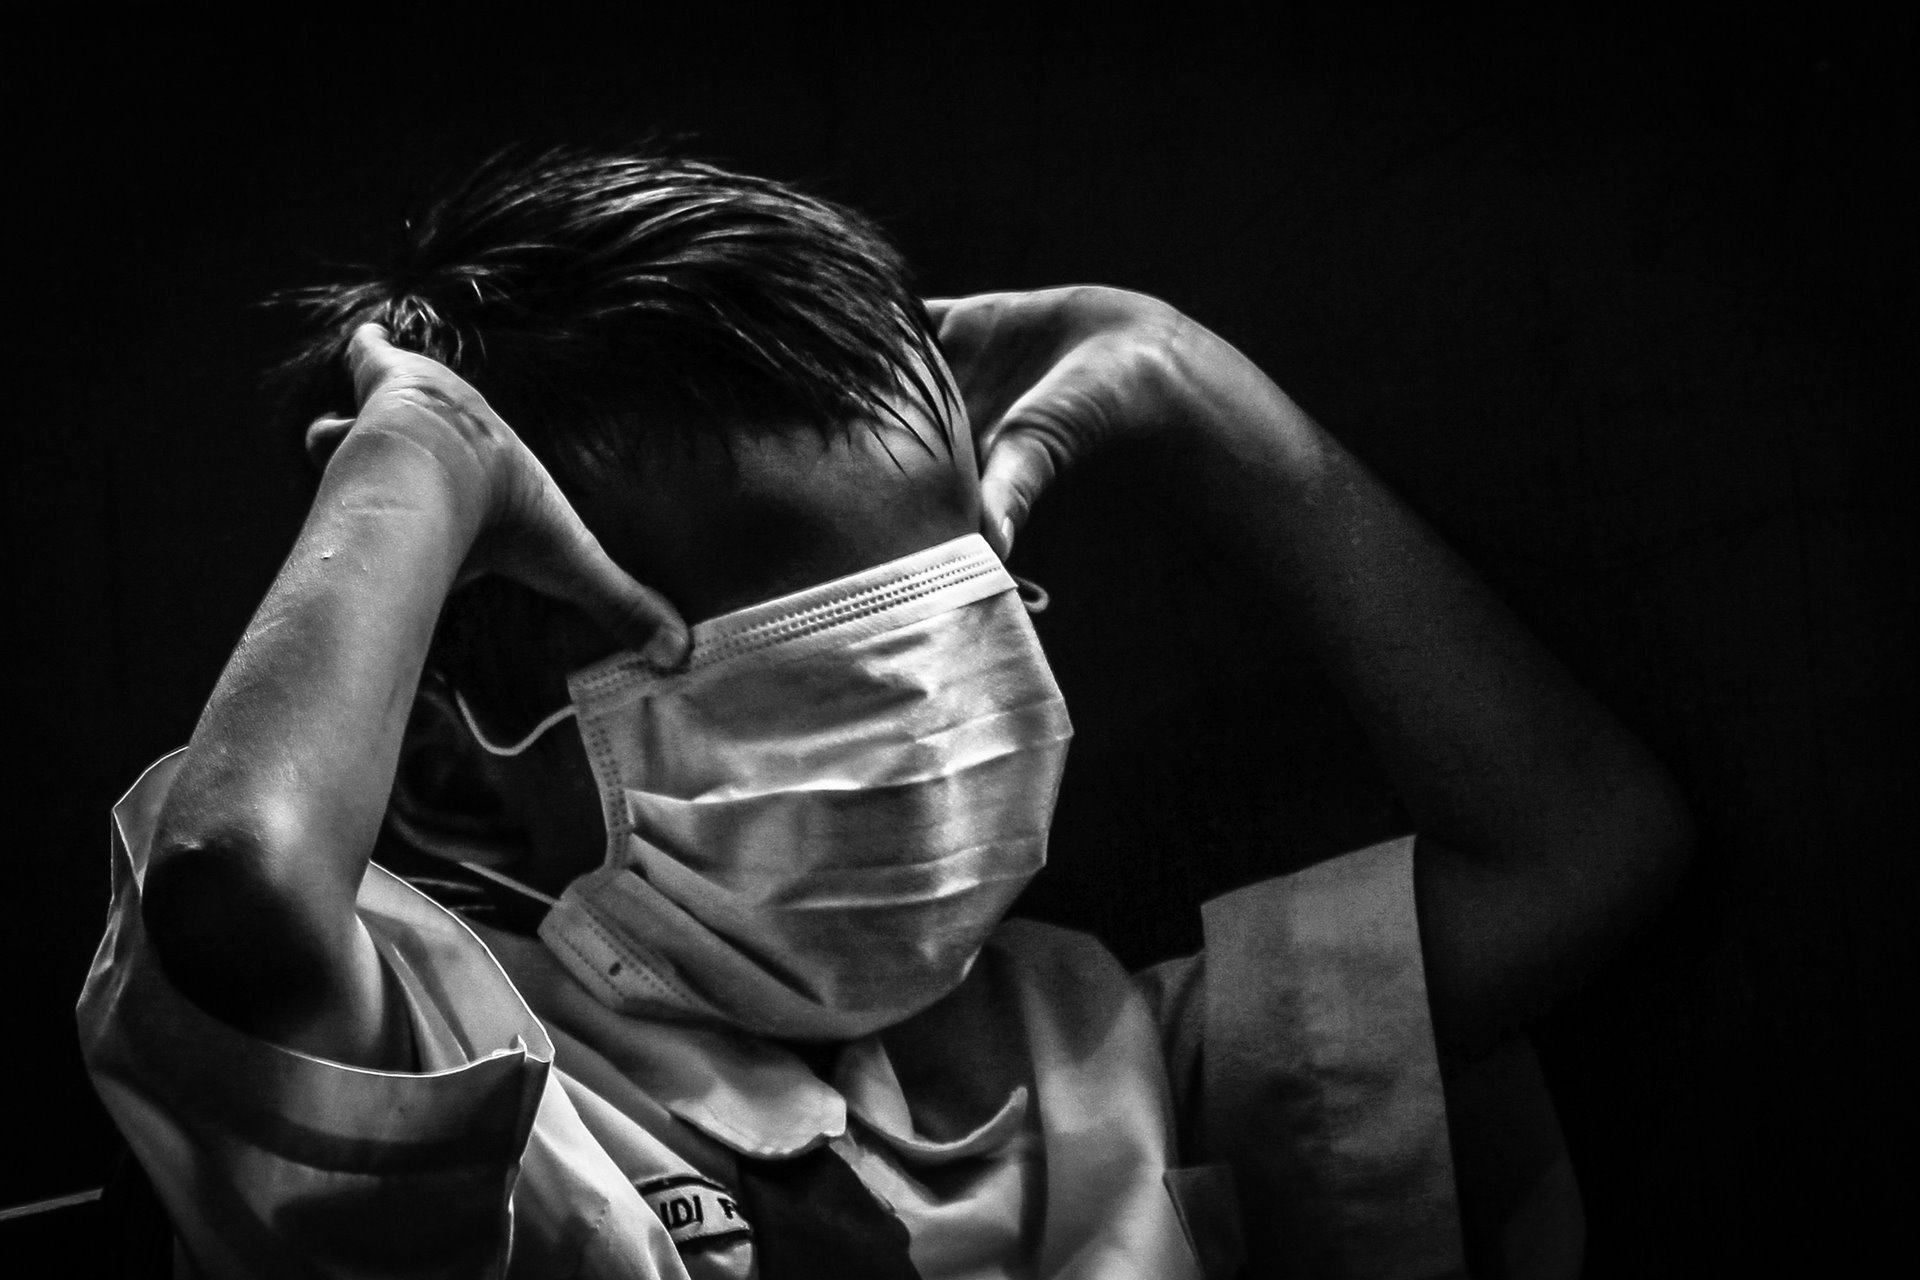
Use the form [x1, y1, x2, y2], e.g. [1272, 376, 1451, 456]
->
[453, 689, 577, 758]
[1012, 574, 1050, 615]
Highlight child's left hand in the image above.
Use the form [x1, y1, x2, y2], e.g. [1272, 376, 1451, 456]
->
[928, 286, 1211, 557]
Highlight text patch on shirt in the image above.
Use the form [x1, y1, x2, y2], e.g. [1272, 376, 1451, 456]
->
[638, 1174, 753, 1250]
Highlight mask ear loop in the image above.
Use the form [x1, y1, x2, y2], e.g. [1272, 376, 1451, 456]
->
[1011, 573, 1050, 615]
[453, 689, 578, 758]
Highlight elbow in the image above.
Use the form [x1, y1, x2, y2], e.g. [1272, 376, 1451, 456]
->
[141, 835, 339, 1039]
[1634, 761, 1694, 896]
[1590, 758, 1696, 939]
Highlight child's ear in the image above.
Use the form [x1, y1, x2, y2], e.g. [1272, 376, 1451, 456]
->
[385, 675, 532, 868]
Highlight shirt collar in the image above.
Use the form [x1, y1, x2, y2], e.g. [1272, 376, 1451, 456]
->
[628, 1019, 1029, 1166]
[834, 1037, 1031, 1164]
[474, 924, 1028, 1164]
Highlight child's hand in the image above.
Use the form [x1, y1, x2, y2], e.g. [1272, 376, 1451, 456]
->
[928, 287, 1203, 557]
[313, 324, 689, 665]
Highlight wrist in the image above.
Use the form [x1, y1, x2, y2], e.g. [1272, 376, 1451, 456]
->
[296, 428, 487, 604]
[318, 425, 491, 551]
[1161, 317, 1330, 484]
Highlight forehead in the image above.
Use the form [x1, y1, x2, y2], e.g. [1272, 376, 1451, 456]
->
[572, 394, 982, 632]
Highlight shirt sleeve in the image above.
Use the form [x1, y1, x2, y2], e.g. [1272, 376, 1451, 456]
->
[1136, 836, 1468, 1280]
[76, 751, 554, 1280]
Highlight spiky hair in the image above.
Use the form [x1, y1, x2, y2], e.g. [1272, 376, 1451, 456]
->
[270, 145, 951, 492]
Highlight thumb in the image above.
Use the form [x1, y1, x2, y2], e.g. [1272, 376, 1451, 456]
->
[978, 427, 1061, 560]
[976, 356, 1096, 558]
[536, 525, 692, 668]
[344, 323, 401, 405]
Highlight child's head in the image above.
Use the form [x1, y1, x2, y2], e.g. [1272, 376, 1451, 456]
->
[273, 146, 986, 884]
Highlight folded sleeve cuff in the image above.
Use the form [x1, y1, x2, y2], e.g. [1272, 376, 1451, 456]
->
[1194, 836, 1466, 1279]
[77, 751, 553, 1279]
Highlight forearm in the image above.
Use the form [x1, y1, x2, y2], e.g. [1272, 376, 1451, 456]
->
[156, 430, 475, 876]
[1169, 338, 1663, 858]
[143, 428, 477, 1053]
[1161, 323, 1689, 1042]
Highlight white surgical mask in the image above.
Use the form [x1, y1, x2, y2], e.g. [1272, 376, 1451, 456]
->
[460, 534, 1073, 1041]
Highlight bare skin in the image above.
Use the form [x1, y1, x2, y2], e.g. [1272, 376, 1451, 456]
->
[143, 291, 1690, 1082]
[936, 288, 1692, 1058]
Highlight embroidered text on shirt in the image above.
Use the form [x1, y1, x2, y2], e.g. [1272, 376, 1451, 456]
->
[637, 1174, 754, 1251]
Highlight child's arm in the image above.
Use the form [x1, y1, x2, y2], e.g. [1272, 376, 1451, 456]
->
[139, 325, 686, 1068]
[934, 287, 1692, 1061]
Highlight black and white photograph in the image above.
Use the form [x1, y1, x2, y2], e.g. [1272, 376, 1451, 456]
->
[8, 5, 1913, 1276]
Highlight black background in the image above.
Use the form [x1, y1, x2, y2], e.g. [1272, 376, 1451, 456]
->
[11, 4, 1915, 1273]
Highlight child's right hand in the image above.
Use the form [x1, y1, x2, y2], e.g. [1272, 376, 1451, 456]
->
[315, 323, 689, 666]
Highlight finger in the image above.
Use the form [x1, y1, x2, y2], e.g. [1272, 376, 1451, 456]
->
[978, 429, 1060, 559]
[924, 290, 1022, 322]
[921, 292, 1011, 355]
[344, 323, 399, 406]
[542, 528, 692, 668]
[303, 415, 356, 468]
[974, 346, 1104, 556]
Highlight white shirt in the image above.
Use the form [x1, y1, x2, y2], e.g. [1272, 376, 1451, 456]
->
[79, 752, 1558, 1278]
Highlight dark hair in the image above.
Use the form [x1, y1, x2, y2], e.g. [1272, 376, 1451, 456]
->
[269, 145, 952, 729]
[272, 144, 950, 475]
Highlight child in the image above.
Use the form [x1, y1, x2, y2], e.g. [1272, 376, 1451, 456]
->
[80, 147, 1689, 1278]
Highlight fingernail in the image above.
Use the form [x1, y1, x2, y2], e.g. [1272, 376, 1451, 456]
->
[642, 623, 690, 669]
[998, 516, 1016, 557]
